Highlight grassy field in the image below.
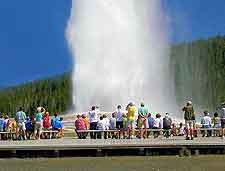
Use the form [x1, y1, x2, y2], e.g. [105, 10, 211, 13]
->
[0, 156, 225, 171]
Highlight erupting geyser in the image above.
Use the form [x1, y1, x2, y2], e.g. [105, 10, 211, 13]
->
[66, 0, 178, 114]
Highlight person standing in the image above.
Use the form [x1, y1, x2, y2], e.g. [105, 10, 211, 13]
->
[103, 114, 110, 139]
[109, 113, 117, 139]
[163, 113, 172, 138]
[15, 107, 27, 140]
[138, 102, 148, 138]
[212, 112, 221, 136]
[42, 112, 51, 138]
[220, 103, 225, 138]
[115, 105, 124, 139]
[182, 101, 195, 140]
[97, 116, 105, 139]
[34, 107, 43, 140]
[88, 106, 99, 139]
[127, 102, 137, 139]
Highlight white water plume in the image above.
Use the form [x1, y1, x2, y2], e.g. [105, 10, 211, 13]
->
[66, 0, 178, 115]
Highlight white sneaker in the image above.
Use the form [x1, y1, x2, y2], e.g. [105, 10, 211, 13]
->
[131, 135, 135, 139]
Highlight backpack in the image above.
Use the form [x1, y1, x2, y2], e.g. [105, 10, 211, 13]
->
[163, 118, 172, 129]
[75, 119, 84, 130]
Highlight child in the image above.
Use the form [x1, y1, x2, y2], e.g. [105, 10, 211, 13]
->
[212, 112, 221, 136]
[109, 113, 117, 139]
[178, 123, 185, 136]
[201, 111, 212, 137]
[153, 113, 161, 138]
[103, 114, 110, 139]
[97, 116, 105, 139]
[58, 117, 64, 138]
[171, 123, 177, 136]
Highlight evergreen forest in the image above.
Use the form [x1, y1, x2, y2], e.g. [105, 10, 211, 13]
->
[0, 36, 224, 117]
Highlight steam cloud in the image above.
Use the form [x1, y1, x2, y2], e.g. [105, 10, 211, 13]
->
[66, 0, 178, 115]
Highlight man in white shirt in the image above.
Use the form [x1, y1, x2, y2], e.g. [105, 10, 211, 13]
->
[88, 106, 98, 139]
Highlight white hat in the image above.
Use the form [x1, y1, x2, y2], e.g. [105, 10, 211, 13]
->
[187, 101, 192, 105]
[37, 107, 42, 113]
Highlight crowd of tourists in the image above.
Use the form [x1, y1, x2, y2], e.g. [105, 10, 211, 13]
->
[75, 101, 225, 140]
[0, 101, 224, 141]
[0, 107, 64, 140]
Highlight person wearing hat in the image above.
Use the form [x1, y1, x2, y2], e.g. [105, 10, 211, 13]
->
[34, 107, 43, 140]
[138, 102, 148, 138]
[182, 101, 195, 140]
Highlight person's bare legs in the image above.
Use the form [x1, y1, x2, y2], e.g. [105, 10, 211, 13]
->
[185, 121, 190, 140]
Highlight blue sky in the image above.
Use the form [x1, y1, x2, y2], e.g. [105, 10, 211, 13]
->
[0, 0, 225, 87]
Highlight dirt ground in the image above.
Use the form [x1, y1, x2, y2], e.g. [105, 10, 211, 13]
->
[0, 156, 225, 171]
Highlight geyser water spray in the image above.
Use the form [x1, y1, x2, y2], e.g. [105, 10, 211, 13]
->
[66, 0, 178, 115]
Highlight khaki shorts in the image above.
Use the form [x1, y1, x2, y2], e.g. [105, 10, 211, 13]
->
[17, 122, 26, 131]
[138, 117, 147, 128]
[128, 120, 135, 128]
[185, 120, 194, 129]
[35, 122, 42, 130]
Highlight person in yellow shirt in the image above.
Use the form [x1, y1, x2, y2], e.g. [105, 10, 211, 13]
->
[126, 102, 136, 139]
[10, 120, 17, 140]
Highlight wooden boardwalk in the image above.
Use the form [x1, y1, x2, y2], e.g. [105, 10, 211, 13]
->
[0, 137, 225, 150]
[0, 137, 225, 157]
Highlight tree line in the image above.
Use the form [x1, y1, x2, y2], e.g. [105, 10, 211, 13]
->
[171, 35, 225, 111]
[0, 73, 71, 117]
[0, 36, 224, 117]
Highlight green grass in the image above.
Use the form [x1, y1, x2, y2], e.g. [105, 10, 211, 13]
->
[1, 156, 225, 171]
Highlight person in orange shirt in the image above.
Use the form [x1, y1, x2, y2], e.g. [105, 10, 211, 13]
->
[126, 102, 136, 139]
[82, 114, 89, 130]
[82, 114, 89, 138]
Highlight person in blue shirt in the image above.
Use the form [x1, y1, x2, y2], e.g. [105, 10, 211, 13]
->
[51, 113, 60, 130]
[0, 115, 4, 140]
[52, 117, 64, 138]
[25, 116, 34, 139]
[147, 113, 154, 138]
